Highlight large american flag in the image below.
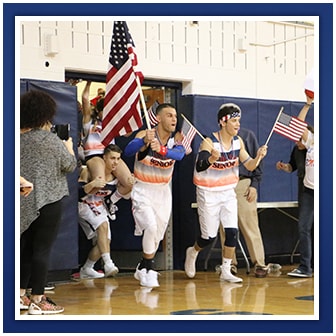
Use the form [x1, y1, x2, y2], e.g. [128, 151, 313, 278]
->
[101, 21, 144, 146]
[273, 111, 307, 142]
[181, 119, 197, 154]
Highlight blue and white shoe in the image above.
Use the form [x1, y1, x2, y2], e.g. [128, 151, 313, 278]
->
[287, 268, 312, 278]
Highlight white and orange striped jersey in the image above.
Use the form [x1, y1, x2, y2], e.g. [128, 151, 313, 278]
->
[134, 137, 176, 185]
[82, 120, 114, 158]
[194, 135, 240, 191]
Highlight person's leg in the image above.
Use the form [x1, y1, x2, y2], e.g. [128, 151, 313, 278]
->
[113, 159, 134, 196]
[219, 191, 242, 283]
[185, 188, 220, 278]
[96, 221, 118, 276]
[105, 160, 134, 218]
[80, 243, 105, 279]
[219, 227, 242, 283]
[86, 156, 106, 193]
[133, 183, 170, 287]
[85, 245, 101, 265]
[29, 201, 62, 302]
[236, 179, 266, 268]
[20, 226, 34, 296]
[80, 219, 117, 278]
[297, 190, 314, 274]
[134, 223, 159, 287]
[219, 222, 238, 274]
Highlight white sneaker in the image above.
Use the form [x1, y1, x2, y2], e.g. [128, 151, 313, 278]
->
[79, 267, 104, 279]
[134, 264, 147, 284]
[220, 265, 243, 283]
[134, 265, 160, 287]
[184, 247, 198, 278]
[104, 262, 119, 277]
[144, 270, 160, 288]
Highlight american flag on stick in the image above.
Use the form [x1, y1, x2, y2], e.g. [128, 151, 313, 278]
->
[148, 100, 160, 127]
[101, 21, 144, 146]
[273, 111, 307, 142]
[181, 118, 197, 155]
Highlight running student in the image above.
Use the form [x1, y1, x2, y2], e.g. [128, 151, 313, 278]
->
[184, 103, 268, 283]
[124, 103, 186, 288]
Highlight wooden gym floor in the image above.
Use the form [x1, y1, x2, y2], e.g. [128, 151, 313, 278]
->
[19, 263, 315, 317]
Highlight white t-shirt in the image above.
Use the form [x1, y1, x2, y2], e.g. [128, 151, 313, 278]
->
[302, 130, 314, 190]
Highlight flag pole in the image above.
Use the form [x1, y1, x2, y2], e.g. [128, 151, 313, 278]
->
[181, 114, 213, 148]
[135, 76, 151, 130]
[255, 106, 284, 166]
[264, 106, 284, 146]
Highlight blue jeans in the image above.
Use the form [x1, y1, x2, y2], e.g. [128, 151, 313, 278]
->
[297, 187, 314, 274]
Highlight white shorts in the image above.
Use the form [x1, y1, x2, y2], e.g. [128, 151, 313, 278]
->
[78, 202, 111, 241]
[131, 181, 171, 246]
[196, 187, 238, 239]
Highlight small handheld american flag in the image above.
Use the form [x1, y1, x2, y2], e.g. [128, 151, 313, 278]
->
[273, 111, 308, 142]
[181, 118, 197, 154]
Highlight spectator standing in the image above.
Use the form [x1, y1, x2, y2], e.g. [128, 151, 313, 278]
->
[20, 90, 77, 314]
[287, 95, 314, 278]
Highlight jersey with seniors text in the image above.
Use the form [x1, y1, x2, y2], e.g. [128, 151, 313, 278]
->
[193, 134, 240, 191]
[134, 136, 177, 185]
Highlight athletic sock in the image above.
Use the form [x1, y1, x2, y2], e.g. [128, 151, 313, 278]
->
[101, 252, 112, 265]
[83, 258, 96, 269]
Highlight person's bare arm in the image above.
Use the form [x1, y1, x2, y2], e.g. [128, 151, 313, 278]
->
[82, 81, 92, 124]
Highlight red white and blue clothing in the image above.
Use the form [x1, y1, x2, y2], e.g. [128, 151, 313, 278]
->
[78, 179, 117, 241]
[194, 134, 241, 239]
[302, 130, 314, 190]
[82, 120, 114, 159]
[125, 132, 185, 254]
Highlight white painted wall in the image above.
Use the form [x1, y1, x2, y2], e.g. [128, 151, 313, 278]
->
[19, 19, 315, 101]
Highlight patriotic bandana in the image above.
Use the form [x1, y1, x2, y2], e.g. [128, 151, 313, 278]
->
[220, 111, 241, 122]
[217, 103, 241, 124]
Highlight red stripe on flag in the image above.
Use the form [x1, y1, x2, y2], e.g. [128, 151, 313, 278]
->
[181, 119, 197, 154]
[273, 112, 307, 142]
[103, 72, 139, 126]
[101, 21, 143, 146]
